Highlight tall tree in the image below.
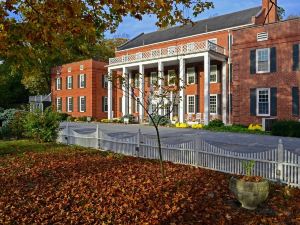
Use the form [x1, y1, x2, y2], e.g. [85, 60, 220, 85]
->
[0, 0, 213, 94]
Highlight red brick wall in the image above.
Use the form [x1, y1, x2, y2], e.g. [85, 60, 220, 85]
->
[232, 19, 300, 125]
[51, 59, 108, 119]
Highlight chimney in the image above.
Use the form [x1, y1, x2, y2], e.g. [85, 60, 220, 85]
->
[262, 0, 278, 24]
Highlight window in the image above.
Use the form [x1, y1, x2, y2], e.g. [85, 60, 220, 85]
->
[210, 95, 217, 114]
[67, 76, 72, 89]
[67, 97, 73, 112]
[257, 32, 268, 42]
[187, 67, 195, 84]
[104, 97, 108, 112]
[210, 65, 218, 83]
[67, 67, 72, 72]
[56, 78, 61, 90]
[79, 74, 86, 88]
[150, 72, 158, 85]
[80, 65, 84, 70]
[167, 46, 176, 56]
[257, 88, 270, 116]
[187, 95, 195, 114]
[256, 48, 270, 73]
[134, 74, 140, 87]
[168, 70, 176, 86]
[136, 52, 142, 60]
[135, 97, 140, 113]
[56, 97, 62, 112]
[187, 42, 195, 52]
[104, 75, 108, 88]
[79, 96, 86, 112]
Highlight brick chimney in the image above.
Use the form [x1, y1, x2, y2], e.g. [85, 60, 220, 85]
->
[262, 0, 278, 24]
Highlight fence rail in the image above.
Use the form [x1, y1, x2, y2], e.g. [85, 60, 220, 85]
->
[58, 124, 300, 187]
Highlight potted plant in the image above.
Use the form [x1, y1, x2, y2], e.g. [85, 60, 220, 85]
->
[229, 160, 269, 210]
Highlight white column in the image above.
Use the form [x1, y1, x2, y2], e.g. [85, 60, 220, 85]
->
[122, 67, 129, 116]
[128, 71, 132, 114]
[170, 91, 173, 121]
[139, 64, 145, 122]
[179, 58, 186, 123]
[222, 61, 227, 125]
[204, 53, 211, 125]
[158, 61, 164, 116]
[108, 68, 113, 119]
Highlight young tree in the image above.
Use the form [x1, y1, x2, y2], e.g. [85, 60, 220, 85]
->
[109, 69, 185, 178]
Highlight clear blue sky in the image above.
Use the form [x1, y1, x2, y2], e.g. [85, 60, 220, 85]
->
[105, 0, 300, 39]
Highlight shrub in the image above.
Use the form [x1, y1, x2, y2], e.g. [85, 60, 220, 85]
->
[208, 119, 224, 128]
[24, 107, 60, 142]
[271, 120, 300, 138]
[9, 111, 28, 139]
[77, 116, 87, 122]
[120, 114, 135, 124]
[0, 109, 26, 139]
[149, 115, 170, 126]
[58, 113, 70, 121]
[191, 124, 203, 129]
[175, 122, 189, 128]
[66, 116, 75, 122]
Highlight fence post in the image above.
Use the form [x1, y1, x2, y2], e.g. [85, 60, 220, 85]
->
[276, 139, 284, 183]
[66, 122, 69, 145]
[136, 129, 141, 156]
[95, 124, 99, 149]
[195, 133, 201, 167]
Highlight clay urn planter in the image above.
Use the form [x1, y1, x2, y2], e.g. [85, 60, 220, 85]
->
[229, 177, 269, 210]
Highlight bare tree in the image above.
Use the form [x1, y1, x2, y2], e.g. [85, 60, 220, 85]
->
[108, 69, 185, 178]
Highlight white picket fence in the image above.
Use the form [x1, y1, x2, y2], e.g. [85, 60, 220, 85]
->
[58, 124, 300, 188]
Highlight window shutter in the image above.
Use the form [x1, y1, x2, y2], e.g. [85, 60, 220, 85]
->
[227, 93, 232, 114]
[71, 97, 73, 112]
[78, 75, 80, 88]
[195, 95, 199, 113]
[184, 95, 187, 114]
[66, 77, 68, 89]
[102, 75, 105, 88]
[77, 97, 80, 112]
[217, 66, 221, 83]
[250, 88, 257, 116]
[102, 96, 105, 112]
[65, 97, 68, 112]
[270, 87, 277, 116]
[270, 47, 277, 73]
[84, 74, 87, 88]
[229, 63, 233, 83]
[55, 80, 57, 91]
[119, 97, 122, 113]
[217, 94, 222, 115]
[195, 67, 199, 84]
[293, 44, 299, 71]
[292, 87, 299, 116]
[83, 97, 86, 112]
[60, 78, 62, 90]
[250, 50, 256, 74]
[71, 77, 73, 89]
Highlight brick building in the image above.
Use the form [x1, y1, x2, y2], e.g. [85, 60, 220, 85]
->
[232, 18, 300, 125]
[51, 59, 108, 119]
[107, 0, 281, 125]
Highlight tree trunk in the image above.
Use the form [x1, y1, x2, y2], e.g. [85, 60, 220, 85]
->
[154, 124, 165, 178]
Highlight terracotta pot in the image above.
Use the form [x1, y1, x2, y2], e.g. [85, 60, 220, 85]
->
[229, 177, 269, 210]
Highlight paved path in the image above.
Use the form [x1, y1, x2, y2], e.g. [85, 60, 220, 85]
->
[61, 122, 300, 154]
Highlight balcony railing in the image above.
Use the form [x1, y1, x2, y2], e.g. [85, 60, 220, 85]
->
[109, 40, 226, 66]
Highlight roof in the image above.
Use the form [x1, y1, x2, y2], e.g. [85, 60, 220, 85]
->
[117, 6, 261, 51]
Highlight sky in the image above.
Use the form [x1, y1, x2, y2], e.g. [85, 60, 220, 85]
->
[105, 0, 300, 39]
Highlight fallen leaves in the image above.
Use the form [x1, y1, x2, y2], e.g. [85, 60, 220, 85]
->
[0, 148, 299, 225]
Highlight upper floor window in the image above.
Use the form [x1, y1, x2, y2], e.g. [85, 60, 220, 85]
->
[80, 65, 84, 70]
[168, 70, 176, 86]
[79, 74, 86, 88]
[67, 67, 72, 72]
[256, 48, 270, 73]
[150, 72, 158, 85]
[67, 76, 72, 89]
[208, 38, 217, 51]
[103, 75, 108, 88]
[187, 95, 195, 114]
[210, 65, 218, 83]
[56, 78, 61, 90]
[257, 88, 270, 116]
[187, 67, 195, 84]
[167, 46, 176, 56]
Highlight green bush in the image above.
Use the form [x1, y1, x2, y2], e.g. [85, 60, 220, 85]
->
[9, 111, 28, 139]
[271, 120, 300, 138]
[58, 113, 70, 121]
[120, 114, 135, 123]
[207, 119, 224, 128]
[149, 114, 170, 126]
[24, 107, 60, 142]
[77, 116, 87, 122]
[0, 108, 25, 139]
[67, 116, 75, 122]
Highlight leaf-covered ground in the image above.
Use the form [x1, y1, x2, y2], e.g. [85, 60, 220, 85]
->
[0, 140, 300, 225]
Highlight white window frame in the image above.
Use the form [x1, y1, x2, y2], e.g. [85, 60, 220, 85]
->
[168, 70, 176, 86]
[187, 95, 195, 114]
[256, 88, 270, 116]
[67, 76, 72, 89]
[210, 65, 218, 83]
[167, 46, 176, 56]
[256, 48, 270, 74]
[104, 97, 108, 112]
[56, 78, 61, 90]
[56, 97, 62, 112]
[79, 74, 85, 88]
[150, 71, 158, 85]
[210, 94, 218, 115]
[80, 65, 84, 70]
[79, 96, 86, 112]
[187, 67, 196, 85]
[67, 97, 73, 112]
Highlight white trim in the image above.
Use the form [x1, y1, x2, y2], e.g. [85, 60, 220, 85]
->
[210, 65, 218, 83]
[56, 97, 62, 112]
[80, 65, 84, 70]
[79, 74, 85, 88]
[67, 97, 73, 112]
[116, 23, 253, 53]
[187, 67, 196, 85]
[187, 95, 196, 114]
[67, 76, 72, 89]
[56, 78, 61, 90]
[256, 48, 270, 74]
[79, 96, 86, 112]
[256, 88, 271, 116]
[210, 94, 218, 115]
